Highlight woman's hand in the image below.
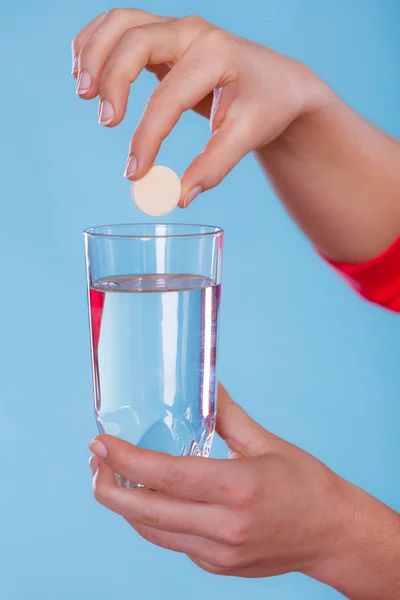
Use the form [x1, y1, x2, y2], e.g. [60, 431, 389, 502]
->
[72, 8, 400, 264]
[89, 385, 400, 597]
[89, 384, 353, 579]
[72, 9, 326, 207]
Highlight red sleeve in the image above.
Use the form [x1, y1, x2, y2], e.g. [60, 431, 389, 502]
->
[323, 237, 400, 313]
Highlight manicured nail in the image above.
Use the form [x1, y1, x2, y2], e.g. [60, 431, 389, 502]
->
[89, 456, 98, 476]
[89, 439, 107, 459]
[71, 55, 78, 76]
[76, 69, 91, 95]
[124, 155, 137, 179]
[99, 99, 114, 126]
[184, 185, 202, 208]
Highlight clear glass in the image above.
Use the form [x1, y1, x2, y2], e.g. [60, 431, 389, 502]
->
[84, 223, 223, 487]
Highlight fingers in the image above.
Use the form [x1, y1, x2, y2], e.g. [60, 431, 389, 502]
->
[123, 29, 253, 197]
[71, 13, 106, 77]
[97, 21, 189, 128]
[73, 13, 257, 202]
[216, 383, 283, 457]
[74, 8, 168, 99]
[126, 40, 229, 179]
[93, 465, 224, 538]
[89, 435, 253, 505]
[92, 457, 254, 548]
[124, 27, 246, 191]
[97, 17, 211, 128]
[130, 522, 237, 570]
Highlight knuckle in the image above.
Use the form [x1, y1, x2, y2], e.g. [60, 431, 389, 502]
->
[201, 27, 228, 49]
[229, 477, 259, 510]
[107, 7, 147, 22]
[106, 7, 124, 20]
[120, 26, 140, 45]
[181, 14, 207, 27]
[216, 479, 236, 505]
[220, 517, 251, 546]
[119, 24, 150, 51]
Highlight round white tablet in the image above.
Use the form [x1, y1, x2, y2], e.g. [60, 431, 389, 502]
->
[131, 165, 181, 217]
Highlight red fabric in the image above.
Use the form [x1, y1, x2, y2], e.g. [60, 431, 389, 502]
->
[324, 237, 400, 313]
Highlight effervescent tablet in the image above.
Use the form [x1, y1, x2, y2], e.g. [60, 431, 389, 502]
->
[131, 165, 181, 216]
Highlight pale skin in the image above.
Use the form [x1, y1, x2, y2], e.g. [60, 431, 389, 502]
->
[72, 9, 400, 599]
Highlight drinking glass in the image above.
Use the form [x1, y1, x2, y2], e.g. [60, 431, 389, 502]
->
[84, 223, 223, 487]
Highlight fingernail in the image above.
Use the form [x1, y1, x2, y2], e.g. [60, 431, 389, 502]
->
[89, 456, 98, 476]
[71, 55, 78, 76]
[76, 69, 91, 95]
[184, 185, 202, 208]
[99, 99, 114, 126]
[124, 155, 137, 179]
[89, 439, 108, 459]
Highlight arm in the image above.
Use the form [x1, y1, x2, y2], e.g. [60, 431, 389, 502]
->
[309, 492, 400, 600]
[258, 96, 400, 264]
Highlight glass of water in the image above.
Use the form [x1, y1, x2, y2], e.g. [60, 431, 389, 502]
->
[84, 223, 223, 486]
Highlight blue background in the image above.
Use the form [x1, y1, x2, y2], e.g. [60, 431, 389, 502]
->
[0, 0, 399, 598]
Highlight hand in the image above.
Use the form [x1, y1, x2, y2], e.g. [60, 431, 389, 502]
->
[72, 9, 327, 207]
[88, 384, 353, 579]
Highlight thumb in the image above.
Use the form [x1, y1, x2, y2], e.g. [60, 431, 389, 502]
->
[216, 382, 283, 457]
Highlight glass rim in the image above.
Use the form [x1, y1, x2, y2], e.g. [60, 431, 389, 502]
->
[83, 222, 224, 240]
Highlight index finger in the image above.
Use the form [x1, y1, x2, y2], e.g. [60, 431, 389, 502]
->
[90, 434, 250, 504]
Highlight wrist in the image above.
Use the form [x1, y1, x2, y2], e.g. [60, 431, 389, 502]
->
[306, 479, 400, 599]
[297, 63, 335, 117]
[255, 65, 338, 173]
[261, 62, 336, 153]
[276, 69, 338, 148]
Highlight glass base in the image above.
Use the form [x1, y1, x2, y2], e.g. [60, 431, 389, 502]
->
[115, 474, 144, 489]
[115, 434, 214, 489]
